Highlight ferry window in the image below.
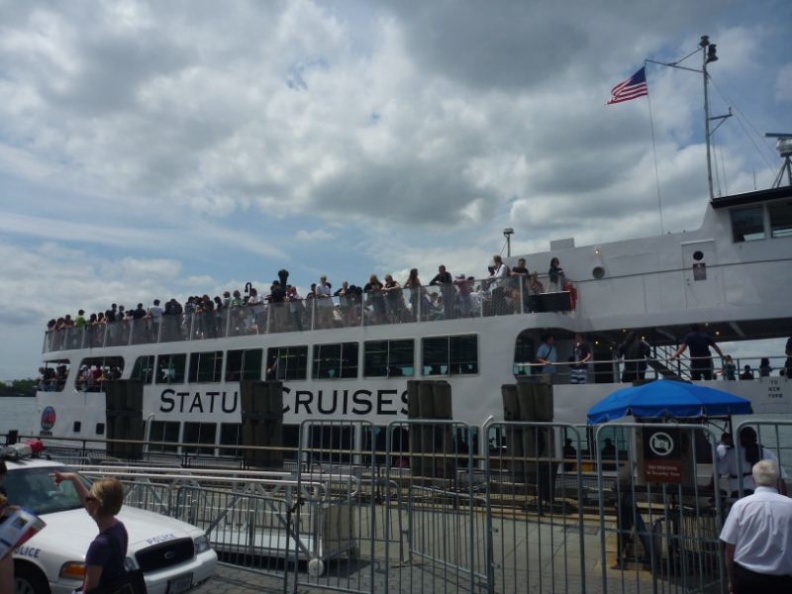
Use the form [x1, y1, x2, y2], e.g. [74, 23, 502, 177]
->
[591, 426, 630, 470]
[364, 340, 414, 378]
[362, 426, 409, 465]
[313, 342, 359, 379]
[219, 423, 243, 457]
[40, 361, 69, 393]
[148, 421, 180, 453]
[131, 356, 155, 384]
[225, 349, 263, 382]
[769, 201, 792, 238]
[512, 331, 536, 377]
[266, 346, 308, 380]
[76, 357, 124, 392]
[308, 425, 354, 463]
[730, 206, 765, 242]
[156, 354, 186, 384]
[422, 335, 478, 376]
[189, 351, 223, 383]
[282, 425, 300, 461]
[182, 422, 217, 455]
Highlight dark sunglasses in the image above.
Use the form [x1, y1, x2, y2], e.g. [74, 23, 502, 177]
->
[85, 495, 97, 503]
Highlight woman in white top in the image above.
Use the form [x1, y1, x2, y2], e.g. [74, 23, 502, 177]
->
[717, 427, 787, 497]
[488, 255, 510, 315]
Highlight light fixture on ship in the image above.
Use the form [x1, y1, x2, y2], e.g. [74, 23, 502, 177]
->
[766, 132, 792, 188]
[503, 228, 514, 257]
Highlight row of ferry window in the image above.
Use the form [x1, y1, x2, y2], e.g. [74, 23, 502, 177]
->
[730, 201, 792, 242]
[110, 335, 480, 385]
[136, 422, 642, 465]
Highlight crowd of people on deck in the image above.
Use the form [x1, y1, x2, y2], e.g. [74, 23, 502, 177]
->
[532, 323, 788, 386]
[37, 363, 123, 392]
[41, 257, 790, 390]
[44, 257, 575, 343]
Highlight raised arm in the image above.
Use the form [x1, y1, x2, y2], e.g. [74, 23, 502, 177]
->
[53, 471, 91, 507]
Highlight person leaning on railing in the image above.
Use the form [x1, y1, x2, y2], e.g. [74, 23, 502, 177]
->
[669, 323, 724, 380]
[617, 332, 650, 382]
[526, 272, 545, 313]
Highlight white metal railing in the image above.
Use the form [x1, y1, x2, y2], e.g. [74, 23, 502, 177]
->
[41, 274, 576, 353]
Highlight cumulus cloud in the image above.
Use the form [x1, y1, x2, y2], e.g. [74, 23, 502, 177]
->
[0, 0, 788, 379]
[777, 64, 792, 102]
[295, 229, 334, 242]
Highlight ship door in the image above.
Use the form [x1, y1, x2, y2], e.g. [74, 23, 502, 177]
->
[681, 240, 722, 308]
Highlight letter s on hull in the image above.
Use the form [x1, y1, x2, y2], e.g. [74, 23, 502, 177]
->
[160, 389, 175, 413]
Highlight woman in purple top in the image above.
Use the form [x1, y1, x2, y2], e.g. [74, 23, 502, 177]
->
[54, 473, 128, 592]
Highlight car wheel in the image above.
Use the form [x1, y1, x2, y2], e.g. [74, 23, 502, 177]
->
[14, 564, 50, 594]
[307, 558, 325, 577]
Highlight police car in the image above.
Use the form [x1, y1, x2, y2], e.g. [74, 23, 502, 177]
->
[3, 456, 217, 594]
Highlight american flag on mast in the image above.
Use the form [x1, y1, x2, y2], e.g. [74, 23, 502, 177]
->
[607, 67, 648, 105]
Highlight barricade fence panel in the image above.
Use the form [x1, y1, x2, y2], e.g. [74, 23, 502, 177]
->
[484, 422, 590, 594]
[592, 422, 728, 594]
[294, 419, 379, 594]
[56, 418, 792, 594]
[385, 420, 486, 594]
[176, 486, 296, 582]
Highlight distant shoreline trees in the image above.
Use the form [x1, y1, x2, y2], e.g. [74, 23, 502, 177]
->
[0, 379, 36, 397]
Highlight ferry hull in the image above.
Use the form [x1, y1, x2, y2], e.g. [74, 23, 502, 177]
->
[34, 184, 792, 452]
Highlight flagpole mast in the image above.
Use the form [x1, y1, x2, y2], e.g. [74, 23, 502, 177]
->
[648, 36, 726, 200]
[700, 35, 718, 201]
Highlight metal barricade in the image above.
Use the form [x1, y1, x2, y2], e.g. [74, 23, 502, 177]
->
[484, 421, 591, 594]
[65, 417, 792, 594]
[384, 420, 486, 594]
[592, 422, 728, 594]
[293, 420, 379, 594]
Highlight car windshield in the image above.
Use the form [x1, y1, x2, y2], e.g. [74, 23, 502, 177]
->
[4, 465, 89, 515]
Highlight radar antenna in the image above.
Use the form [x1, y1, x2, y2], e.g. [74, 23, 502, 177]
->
[766, 133, 792, 188]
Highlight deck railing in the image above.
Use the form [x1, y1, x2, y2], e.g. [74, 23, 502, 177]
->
[42, 275, 575, 353]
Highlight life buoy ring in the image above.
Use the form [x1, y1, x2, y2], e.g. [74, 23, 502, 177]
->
[564, 282, 577, 310]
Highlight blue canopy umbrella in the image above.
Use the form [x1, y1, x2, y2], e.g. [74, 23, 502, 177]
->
[587, 380, 753, 424]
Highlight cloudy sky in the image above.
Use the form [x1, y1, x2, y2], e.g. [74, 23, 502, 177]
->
[0, 0, 790, 381]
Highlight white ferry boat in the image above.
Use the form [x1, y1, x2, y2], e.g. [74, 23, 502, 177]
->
[33, 36, 792, 459]
[33, 175, 792, 458]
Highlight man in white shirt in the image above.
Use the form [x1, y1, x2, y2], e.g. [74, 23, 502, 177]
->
[717, 427, 787, 497]
[719, 459, 792, 593]
[148, 299, 164, 341]
[315, 275, 333, 328]
[246, 287, 264, 333]
[716, 432, 733, 461]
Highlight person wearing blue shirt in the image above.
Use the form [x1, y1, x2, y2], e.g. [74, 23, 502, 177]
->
[535, 334, 557, 375]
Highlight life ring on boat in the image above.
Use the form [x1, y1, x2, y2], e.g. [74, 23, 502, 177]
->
[564, 282, 577, 310]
